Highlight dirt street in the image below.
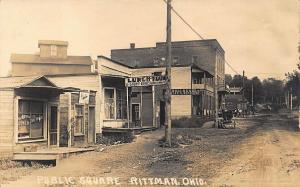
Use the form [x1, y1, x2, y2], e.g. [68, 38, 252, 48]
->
[1, 113, 299, 187]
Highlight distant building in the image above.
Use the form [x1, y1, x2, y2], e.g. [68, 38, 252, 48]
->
[11, 40, 93, 76]
[111, 39, 226, 110]
[228, 87, 243, 95]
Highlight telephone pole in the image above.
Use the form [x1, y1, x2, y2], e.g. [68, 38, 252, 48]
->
[242, 70, 245, 117]
[251, 82, 254, 107]
[165, 0, 172, 147]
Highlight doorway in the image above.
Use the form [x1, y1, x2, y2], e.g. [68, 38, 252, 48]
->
[88, 107, 95, 144]
[131, 103, 140, 127]
[160, 101, 165, 126]
[49, 106, 58, 146]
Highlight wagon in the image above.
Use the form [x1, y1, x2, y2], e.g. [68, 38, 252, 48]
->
[217, 110, 236, 129]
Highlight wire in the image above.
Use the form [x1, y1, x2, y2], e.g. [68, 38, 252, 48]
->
[163, 0, 241, 76]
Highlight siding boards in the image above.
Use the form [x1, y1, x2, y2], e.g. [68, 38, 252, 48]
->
[0, 90, 14, 157]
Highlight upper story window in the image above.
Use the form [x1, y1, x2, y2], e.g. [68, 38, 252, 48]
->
[172, 56, 179, 65]
[152, 72, 162, 76]
[192, 56, 198, 63]
[153, 57, 159, 66]
[50, 45, 57, 56]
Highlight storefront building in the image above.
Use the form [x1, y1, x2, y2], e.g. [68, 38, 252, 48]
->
[0, 76, 65, 157]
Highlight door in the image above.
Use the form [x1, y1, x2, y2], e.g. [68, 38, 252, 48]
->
[131, 103, 140, 127]
[160, 101, 165, 126]
[88, 107, 95, 144]
[49, 106, 58, 146]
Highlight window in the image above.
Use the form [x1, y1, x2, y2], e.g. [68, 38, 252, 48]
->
[192, 56, 198, 63]
[104, 89, 115, 119]
[172, 56, 179, 65]
[18, 100, 44, 140]
[50, 45, 57, 56]
[152, 72, 162, 76]
[104, 88, 127, 120]
[116, 89, 127, 119]
[74, 105, 84, 135]
[153, 57, 159, 66]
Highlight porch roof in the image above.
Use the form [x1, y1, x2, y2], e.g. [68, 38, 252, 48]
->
[0, 75, 64, 91]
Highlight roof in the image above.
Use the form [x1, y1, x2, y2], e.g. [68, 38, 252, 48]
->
[11, 54, 93, 65]
[0, 75, 58, 89]
[98, 55, 133, 69]
[38, 40, 68, 46]
[111, 39, 224, 53]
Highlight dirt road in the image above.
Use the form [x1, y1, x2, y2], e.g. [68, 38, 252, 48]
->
[1, 113, 299, 187]
[212, 113, 300, 187]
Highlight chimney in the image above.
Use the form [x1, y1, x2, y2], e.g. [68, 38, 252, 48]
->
[130, 43, 135, 49]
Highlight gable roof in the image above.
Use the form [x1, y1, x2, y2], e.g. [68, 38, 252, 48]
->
[10, 54, 93, 65]
[0, 76, 58, 89]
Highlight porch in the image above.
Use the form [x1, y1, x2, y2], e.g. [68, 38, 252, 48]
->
[12, 147, 95, 165]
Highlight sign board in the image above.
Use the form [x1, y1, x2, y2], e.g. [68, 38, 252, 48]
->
[171, 89, 204, 95]
[125, 75, 167, 87]
[79, 91, 90, 104]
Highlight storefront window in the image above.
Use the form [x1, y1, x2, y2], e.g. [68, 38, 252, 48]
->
[104, 88, 127, 120]
[18, 100, 44, 140]
[116, 89, 127, 119]
[104, 88, 115, 119]
[74, 105, 84, 135]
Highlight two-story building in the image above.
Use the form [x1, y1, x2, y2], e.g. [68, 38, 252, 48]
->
[111, 39, 226, 117]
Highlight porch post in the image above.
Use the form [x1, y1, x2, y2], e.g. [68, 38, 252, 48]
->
[126, 86, 130, 128]
[152, 85, 156, 127]
[140, 87, 143, 127]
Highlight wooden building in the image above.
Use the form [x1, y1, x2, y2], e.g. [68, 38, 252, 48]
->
[58, 88, 97, 147]
[11, 40, 93, 77]
[0, 75, 98, 158]
[0, 76, 65, 157]
[132, 64, 215, 120]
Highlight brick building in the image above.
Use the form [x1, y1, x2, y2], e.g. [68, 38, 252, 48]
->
[111, 39, 226, 114]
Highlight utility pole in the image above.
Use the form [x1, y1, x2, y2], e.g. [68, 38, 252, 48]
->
[165, 0, 172, 147]
[290, 88, 293, 111]
[242, 70, 245, 117]
[251, 82, 254, 107]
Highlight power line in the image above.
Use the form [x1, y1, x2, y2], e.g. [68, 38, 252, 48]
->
[163, 0, 241, 76]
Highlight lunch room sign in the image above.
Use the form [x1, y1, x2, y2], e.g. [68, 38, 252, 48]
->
[125, 75, 167, 87]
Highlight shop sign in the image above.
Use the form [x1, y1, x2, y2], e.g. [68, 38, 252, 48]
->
[125, 75, 167, 87]
[79, 91, 90, 104]
[171, 89, 204, 95]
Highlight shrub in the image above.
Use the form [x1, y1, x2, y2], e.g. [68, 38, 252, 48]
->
[172, 116, 213, 128]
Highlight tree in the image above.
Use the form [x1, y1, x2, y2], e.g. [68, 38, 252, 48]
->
[262, 78, 284, 104]
[285, 62, 300, 108]
[225, 74, 232, 85]
[229, 75, 245, 87]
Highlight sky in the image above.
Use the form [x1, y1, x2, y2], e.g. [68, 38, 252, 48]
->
[0, 0, 298, 79]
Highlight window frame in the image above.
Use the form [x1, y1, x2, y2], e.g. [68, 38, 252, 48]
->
[172, 56, 179, 65]
[192, 55, 198, 64]
[50, 45, 57, 56]
[16, 97, 47, 143]
[103, 87, 127, 121]
[74, 104, 85, 136]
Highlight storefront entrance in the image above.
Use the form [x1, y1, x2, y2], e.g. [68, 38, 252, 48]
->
[131, 103, 140, 127]
[49, 105, 58, 146]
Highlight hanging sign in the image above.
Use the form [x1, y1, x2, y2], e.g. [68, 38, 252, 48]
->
[79, 91, 90, 104]
[171, 89, 204, 95]
[125, 75, 167, 87]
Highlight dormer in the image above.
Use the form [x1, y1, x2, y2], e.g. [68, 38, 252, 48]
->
[38, 40, 68, 59]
